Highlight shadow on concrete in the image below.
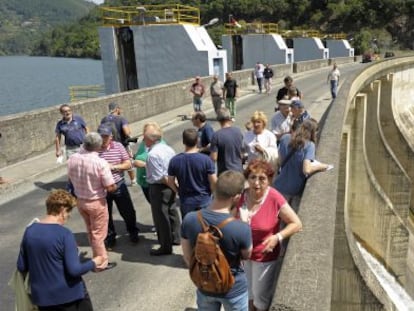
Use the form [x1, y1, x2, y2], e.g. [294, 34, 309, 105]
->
[183, 308, 197, 311]
[34, 180, 67, 191]
[73, 220, 186, 269]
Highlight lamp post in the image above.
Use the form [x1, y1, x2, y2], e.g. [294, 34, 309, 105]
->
[136, 6, 146, 25]
[201, 17, 219, 28]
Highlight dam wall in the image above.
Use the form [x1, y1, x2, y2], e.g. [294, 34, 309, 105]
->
[273, 57, 414, 310]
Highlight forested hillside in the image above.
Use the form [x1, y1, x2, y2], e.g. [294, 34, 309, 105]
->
[2, 0, 414, 58]
[0, 0, 94, 55]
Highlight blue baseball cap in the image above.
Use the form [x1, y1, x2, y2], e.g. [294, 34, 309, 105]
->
[290, 100, 304, 108]
[97, 124, 112, 136]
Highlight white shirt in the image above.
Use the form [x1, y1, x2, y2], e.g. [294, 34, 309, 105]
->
[243, 129, 277, 161]
[254, 64, 264, 79]
[271, 112, 292, 137]
[328, 68, 340, 81]
[146, 142, 175, 184]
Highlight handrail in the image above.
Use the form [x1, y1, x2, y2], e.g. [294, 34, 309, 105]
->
[69, 85, 105, 102]
[100, 4, 200, 27]
[224, 22, 278, 34]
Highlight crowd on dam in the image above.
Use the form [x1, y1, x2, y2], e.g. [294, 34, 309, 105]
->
[10, 65, 338, 311]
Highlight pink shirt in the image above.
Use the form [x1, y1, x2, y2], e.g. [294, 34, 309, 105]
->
[236, 187, 286, 262]
[67, 150, 115, 200]
[98, 141, 130, 183]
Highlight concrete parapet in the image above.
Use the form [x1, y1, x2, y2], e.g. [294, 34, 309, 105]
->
[272, 56, 414, 310]
[293, 58, 330, 73]
[329, 56, 357, 66]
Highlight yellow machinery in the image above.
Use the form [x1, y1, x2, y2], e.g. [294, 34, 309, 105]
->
[100, 4, 200, 26]
[224, 22, 278, 35]
[69, 85, 105, 102]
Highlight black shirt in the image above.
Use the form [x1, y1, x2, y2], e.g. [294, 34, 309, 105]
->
[223, 79, 238, 98]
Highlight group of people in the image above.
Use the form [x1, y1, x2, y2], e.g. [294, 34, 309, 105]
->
[179, 74, 334, 310]
[15, 70, 335, 310]
[190, 72, 239, 119]
[254, 62, 274, 95]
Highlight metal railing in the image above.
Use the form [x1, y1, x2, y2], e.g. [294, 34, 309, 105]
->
[325, 32, 347, 40]
[100, 4, 200, 27]
[69, 85, 105, 102]
[281, 29, 321, 38]
[224, 22, 278, 34]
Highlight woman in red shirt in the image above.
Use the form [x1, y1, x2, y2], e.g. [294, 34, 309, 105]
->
[234, 159, 302, 311]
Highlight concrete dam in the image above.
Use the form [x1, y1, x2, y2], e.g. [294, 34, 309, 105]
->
[2, 56, 414, 310]
[273, 57, 414, 310]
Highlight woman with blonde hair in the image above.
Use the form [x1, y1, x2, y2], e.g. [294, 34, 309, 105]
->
[243, 111, 277, 167]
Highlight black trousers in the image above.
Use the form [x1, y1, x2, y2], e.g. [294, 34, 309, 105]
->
[106, 181, 138, 241]
[38, 290, 93, 311]
[149, 184, 181, 252]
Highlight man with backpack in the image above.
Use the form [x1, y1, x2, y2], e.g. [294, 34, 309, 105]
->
[100, 102, 136, 185]
[181, 170, 252, 310]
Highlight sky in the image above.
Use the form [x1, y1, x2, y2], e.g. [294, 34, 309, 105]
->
[90, 0, 104, 4]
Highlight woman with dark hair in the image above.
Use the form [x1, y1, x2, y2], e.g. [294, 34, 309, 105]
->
[273, 119, 330, 205]
[233, 159, 302, 311]
[17, 189, 102, 311]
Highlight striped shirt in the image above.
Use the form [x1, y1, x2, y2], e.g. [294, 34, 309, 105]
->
[99, 141, 130, 183]
[67, 149, 114, 200]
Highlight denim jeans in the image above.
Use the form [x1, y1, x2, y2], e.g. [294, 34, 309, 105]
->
[196, 290, 248, 311]
[106, 181, 138, 241]
[193, 97, 202, 111]
[330, 80, 338, 98]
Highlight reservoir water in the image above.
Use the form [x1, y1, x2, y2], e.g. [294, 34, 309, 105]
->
[0, 56, 103, 117]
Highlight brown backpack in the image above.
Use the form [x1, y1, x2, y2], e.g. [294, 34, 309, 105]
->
[189, 210, 235, 294]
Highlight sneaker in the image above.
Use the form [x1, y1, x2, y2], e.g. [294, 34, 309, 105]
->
[231, 117, 236, 122]
[129, 180, 137, 186]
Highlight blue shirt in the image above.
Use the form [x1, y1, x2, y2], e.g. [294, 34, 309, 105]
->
[55, 115, 87, 147]
[273, 134, 315, 196]
[181, 209, 252, 299]
[168, 152, 215, 207]
[210, 126, 243, 175]
[17, 223, 95, 307]
[197, 122, 214, 148]
[146, 142, 175, 184]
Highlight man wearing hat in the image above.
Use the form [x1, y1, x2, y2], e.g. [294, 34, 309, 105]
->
[290, 100, 311, 132]
[271, 98, 293, 143]
[190, 76, 205, 112]
[97, 124, 139, 249]
[100, 102, 136, 185]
